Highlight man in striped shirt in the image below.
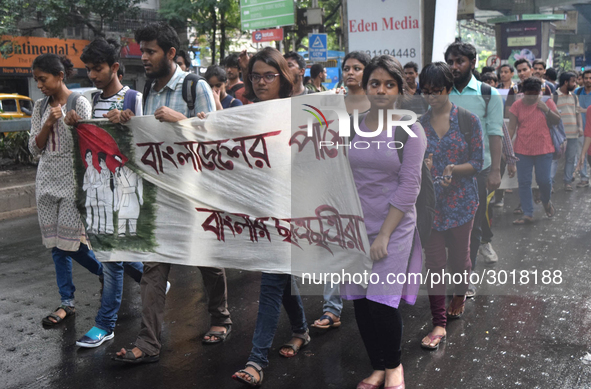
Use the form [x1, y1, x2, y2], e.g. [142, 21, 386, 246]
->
[114, 22, 232, 365]
[553, 72, 583, 191]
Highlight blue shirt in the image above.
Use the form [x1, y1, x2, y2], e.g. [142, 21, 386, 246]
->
[420, 103, 484, 231]
[449, 75, 504, 170]
[143, 64, 215, 116]
[575, 87, 591, 125]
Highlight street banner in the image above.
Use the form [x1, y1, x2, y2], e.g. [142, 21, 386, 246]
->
[73, 96, 372, 277]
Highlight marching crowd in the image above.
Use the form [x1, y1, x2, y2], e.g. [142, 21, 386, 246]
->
[27, 20, 591, 388]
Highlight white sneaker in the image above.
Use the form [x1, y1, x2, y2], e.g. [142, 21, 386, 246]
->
[479, 242, 498, 263]
[166, 281, 171, 295]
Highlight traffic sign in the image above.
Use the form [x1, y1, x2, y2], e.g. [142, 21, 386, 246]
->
[240, 0, 295, 31]
[252, 28, 284, 43]
[486, 55, 501, 70]
[308, 33, 327, 62]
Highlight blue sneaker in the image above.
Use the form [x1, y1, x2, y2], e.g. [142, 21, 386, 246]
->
[76, 326, 114, 348]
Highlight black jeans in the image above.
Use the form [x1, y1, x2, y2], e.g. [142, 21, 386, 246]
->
[470, 167, 491, 271]
[353, 298, 402, 370]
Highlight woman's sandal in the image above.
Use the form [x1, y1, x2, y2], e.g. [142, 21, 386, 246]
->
[447, 295, 466, 320]
[112, 348, 160, 364]
[420, 332, 446, 350]
[311, 313, 342, 330]
[202, 324, 232, 345]
[544, 201, 555, 218]
[279, 330, 310, 358]
[513, 216, 534, 225]
[42, 306, 75, 326]
[232, 361, 264, 387]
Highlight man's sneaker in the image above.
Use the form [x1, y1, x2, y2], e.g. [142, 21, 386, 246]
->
[76, 326, 114, 348]
[492, 199, 504, 208]
[577, 181, 589, 188]
[166, 281, 171, 295]
[479, 242, 498, 263]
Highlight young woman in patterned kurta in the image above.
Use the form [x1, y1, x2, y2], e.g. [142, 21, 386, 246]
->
[29, 54, 103, 326]
[342, 55, 427, 389]
[418, 63, 483, 350]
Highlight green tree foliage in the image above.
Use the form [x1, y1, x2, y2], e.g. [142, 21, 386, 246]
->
[160, 0, 241, 64]
[0, 0, 145, 38]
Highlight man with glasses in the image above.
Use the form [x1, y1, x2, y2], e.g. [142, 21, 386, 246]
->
[445, 42, 504, 296]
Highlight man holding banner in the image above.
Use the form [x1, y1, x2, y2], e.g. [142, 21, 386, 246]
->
[113, 22, 231, 364]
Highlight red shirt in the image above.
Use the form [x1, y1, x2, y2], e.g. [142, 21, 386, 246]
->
[585, 106, 591, 156]
[509, 98, 558, 156]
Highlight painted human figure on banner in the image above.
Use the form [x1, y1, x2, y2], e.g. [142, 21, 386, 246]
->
[114, 156, 143, 236]
[83, 149, 101, 233]
[97, 152, 115, 234]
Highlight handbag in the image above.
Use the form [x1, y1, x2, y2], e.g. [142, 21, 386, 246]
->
[544, 106, 567, 160]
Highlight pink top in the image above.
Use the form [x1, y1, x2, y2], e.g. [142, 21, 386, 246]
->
[509, 98, 558, 156]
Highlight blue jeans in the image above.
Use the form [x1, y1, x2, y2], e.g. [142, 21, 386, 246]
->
[323, 283, 343, 317]
[563, 138, 581, 184]
[248, 273, 307, 368]
[516, 153, 553, 217]
[95, 262, 143, 332]
[579, 136, 589, 180]
[52, 243, 103, 307]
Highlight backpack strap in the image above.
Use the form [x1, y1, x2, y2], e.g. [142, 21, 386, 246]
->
[122, 89, 139, 114]
[227, 82, 244, 98]
[480, 83, 491, 118]
[394, 126, 409, 163]
[457, 106, 473, 150]
[142, 80, 152, 113]
[66, 92, 83, 114]
[182, 73, 205, 118]
[92, 91, 101, 108]
[39, 96, 51, 120]
[576, 87, 584, 96]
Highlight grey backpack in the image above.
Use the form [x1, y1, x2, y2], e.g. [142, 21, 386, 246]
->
[39, 92, 83, 121]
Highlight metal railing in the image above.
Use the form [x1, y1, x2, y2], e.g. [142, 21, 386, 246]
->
[0, 119, 31, 133]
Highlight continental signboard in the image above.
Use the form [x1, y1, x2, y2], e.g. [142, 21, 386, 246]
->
[0, 36, 91, 76]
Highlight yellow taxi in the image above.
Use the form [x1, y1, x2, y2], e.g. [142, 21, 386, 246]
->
[0, 94, 34, 119]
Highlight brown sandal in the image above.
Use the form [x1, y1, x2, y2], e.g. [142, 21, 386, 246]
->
[513, 216, 534, 225]
[544, 201, 555, 218]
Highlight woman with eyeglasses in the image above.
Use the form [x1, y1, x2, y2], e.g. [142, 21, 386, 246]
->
[417, 62, 483, 350]
[230, 47, 309, 388]
[341, 55, 426, 389]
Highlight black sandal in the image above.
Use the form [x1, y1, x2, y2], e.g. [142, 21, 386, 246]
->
[202, 324, 232, 344]
[279, 330, 310, 358]
[112, 348, 160, 364]
[42, 306, 75, 326]
[232, 361, 264, 387]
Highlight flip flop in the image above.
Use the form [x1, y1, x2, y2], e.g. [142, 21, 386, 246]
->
[112, 349, 159, 364]
[421, 333, 446, 350]
[513, 216, 534, 225]
[544, 201, 555, 218]
[311, 314, 342, 330]
[202, 324, 232, 344]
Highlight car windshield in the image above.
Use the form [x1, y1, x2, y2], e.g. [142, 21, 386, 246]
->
[0, 99, 17, 112]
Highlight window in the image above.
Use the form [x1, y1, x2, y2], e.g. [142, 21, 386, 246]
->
[0, 99, 18, 112]
[20, 99, 33, 115]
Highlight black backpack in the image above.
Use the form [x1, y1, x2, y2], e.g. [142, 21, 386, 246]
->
[143, 73, 205, 118]
[350, 114, 435, 247]
[227, 82, 245, 99]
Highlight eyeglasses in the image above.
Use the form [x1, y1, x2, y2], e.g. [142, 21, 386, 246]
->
[421, 88, 445, 96]
[249, 73, 280, 83]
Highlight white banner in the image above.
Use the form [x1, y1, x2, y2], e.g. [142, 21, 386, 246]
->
[74, 96, 372, 277]
[347, 0, 422, 68]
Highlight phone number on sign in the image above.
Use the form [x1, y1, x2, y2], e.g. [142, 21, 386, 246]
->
[365, 48, 417, 58]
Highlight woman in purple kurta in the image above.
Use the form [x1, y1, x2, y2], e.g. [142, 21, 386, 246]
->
[342, 56, 426, 389]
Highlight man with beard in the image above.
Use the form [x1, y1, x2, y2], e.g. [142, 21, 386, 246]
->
[574, 69, 591, 187]
[505, 59, 553, 115]
[113, 22, 233, 364]
[553, 72, 584, 190]
[284, 51, 308, 96]
[223, 54, 252, 105]
[445, 42, 504, 295]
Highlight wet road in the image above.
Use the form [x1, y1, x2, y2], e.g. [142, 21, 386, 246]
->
[1, 185, 591, 389]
